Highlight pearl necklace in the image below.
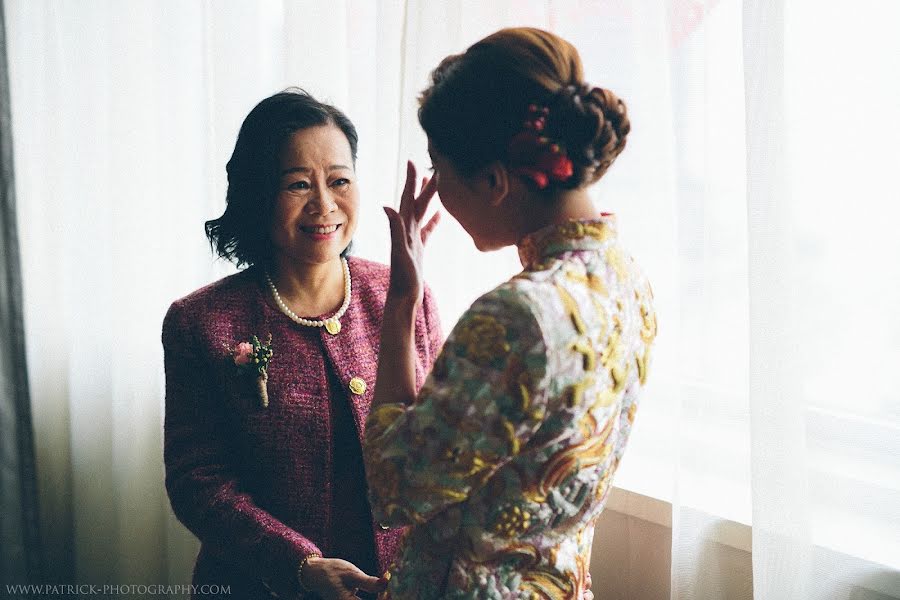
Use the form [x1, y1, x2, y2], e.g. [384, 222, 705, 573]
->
[265, 257, 351, 335]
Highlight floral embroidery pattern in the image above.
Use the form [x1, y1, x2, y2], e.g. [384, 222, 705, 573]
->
[492, 504, 533, 537]
[228, 334, 273, 408]
[453, 314, 510, 366]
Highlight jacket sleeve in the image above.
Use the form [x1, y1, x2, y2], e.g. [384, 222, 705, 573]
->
[162, 300, 321, 594]
[364, 289, 550, 526]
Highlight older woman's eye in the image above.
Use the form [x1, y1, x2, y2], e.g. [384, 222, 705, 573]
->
[332, 178, 351, 187]
[286, 180, 310, 191]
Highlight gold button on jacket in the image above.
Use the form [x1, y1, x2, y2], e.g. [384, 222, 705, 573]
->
[348, 377, 366, 395]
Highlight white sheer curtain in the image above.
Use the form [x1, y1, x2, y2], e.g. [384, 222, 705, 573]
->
[6, 1, 899, 598]
[666, 1, 900, 599]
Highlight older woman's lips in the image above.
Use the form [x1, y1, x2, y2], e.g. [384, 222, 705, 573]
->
[300, 223, 341, 240]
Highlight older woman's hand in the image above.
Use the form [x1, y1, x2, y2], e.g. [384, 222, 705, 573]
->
[300, 557, 386, 600]
[383, 161, 441, 305]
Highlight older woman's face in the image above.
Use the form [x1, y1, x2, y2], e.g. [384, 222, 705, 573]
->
[271, 125, 358, 267]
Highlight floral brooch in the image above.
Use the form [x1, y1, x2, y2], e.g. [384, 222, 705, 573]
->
[228, 334, 274, 407]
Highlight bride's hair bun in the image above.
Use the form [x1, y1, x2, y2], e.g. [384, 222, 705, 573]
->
[550, 83, 630, 187]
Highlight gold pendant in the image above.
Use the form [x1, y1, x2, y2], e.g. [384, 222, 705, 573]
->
[325, 319, 342, 335]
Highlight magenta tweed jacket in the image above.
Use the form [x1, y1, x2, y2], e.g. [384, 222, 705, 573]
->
[162, 257, 442, 598]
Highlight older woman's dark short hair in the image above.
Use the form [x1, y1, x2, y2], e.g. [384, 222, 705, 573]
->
[205, 88, 359, 268]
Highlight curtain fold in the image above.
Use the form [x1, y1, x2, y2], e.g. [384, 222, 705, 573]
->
[0, 0, 43, 592]
[743, 0, 812, 597]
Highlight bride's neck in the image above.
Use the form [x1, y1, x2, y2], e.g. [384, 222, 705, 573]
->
[519, 188, 601, 238]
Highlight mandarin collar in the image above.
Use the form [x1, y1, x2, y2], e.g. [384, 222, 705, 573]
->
[517, 215, 618, 270]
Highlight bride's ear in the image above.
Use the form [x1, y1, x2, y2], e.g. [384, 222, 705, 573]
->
[482, 162, 510, 207]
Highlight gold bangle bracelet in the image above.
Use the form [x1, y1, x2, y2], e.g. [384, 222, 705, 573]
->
[296, 554, 321, 593]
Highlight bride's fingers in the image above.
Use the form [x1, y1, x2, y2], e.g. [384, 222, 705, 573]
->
[414, 174, 439, 221]
[414, 176, 429, 220]
[384, 206, 405, 250]
[399, 161, 416, 220]
[420, 211, 441, 245]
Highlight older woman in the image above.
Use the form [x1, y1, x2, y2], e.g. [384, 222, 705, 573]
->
[364, 28, 656, 599]
[162, 89, 442, 599]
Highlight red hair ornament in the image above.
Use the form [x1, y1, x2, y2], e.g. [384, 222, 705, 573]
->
[507, 104, 574, 190]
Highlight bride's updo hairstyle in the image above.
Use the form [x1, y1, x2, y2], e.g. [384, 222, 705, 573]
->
[419, 27, 630, 191]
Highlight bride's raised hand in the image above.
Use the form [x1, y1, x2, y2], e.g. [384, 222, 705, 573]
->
[383, 160, 441, 304]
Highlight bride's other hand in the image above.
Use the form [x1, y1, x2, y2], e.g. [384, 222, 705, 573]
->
[383, 161, 441, 304]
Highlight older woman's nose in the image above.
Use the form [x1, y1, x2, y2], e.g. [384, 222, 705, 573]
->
[305, 190, 338, 215]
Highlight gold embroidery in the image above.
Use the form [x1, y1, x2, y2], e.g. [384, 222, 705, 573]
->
[605, 246, 628, 282]
[565, 376, 594, 408]
[575, 553, 589, 598]
[528, 421, 614, 502]
[383, 502, 426, 525]
[571, 339, 597, 372]
[519, 382, 533, 415]
[590, 297, 609, 342]
[611, 362, 630, 393]
[590, 389, 620, 410]
[566, 270, 587, 285]
[521, 567, 575, 600]
[455, 314, 510, 365]
[503, 354, 534, 414]
[367, 404, 405, 438]
[600, 330, 622, 367]
[459, 543, 540, 570]
[636, 348, 651, 385]
[588, 273, 609, 296]
[443, 447, 492, 478]
[565, 269, 609, 297]
[595, 469, 613, 501]
[503, 419, 521, 455]
[640, 304, 658, 343]
[432, 487, 469, 501]
[492, 504, 532, 537]
[577, 409, 598, 438]
[558, 221, 612, 243]
[556, 284, 586, 334]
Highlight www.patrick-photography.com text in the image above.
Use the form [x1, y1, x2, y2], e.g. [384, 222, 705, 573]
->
[5, 584, 231, 597]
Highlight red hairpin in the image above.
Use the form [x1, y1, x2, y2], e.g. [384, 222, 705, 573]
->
[507, 104, 573, 190]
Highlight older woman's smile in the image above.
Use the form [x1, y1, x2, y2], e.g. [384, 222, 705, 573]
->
[300, 223, 341, 233]
[300, 223, 342, 239]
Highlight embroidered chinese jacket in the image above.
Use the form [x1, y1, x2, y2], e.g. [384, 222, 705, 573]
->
[364, 218, 657, 600]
